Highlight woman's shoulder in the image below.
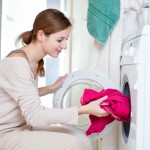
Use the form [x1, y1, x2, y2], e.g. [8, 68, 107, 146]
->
[0, 57, 32, 77]
[1, 56, 29, 68]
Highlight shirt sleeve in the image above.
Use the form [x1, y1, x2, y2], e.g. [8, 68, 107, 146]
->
[0, 58, 78, 127]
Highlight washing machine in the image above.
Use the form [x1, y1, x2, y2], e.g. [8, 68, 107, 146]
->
[118, 9, 150, 150]
[53, 69, 116, 140]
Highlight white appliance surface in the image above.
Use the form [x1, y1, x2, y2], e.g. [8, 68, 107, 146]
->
[118, 24, 150, 150]
[53, 69, 116, 140]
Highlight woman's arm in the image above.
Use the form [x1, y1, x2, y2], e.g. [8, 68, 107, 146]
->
[38, 74, 67, 96]
[1, 60, 78, 126]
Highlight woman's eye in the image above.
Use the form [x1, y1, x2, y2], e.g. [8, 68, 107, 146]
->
[57, 40, 62, 43]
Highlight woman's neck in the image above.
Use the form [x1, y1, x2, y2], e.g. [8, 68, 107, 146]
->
[20, 43, 45, 65]
[20, 43, 45, 79]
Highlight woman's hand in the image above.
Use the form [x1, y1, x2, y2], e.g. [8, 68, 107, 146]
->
[78, 96, 109, 117]
[38, 74, 67, 96]
[51, 74, 68, 91]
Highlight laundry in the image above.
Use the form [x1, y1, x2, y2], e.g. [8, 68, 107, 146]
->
[87, 0, 120, 45]
[80, 88, 130, 135]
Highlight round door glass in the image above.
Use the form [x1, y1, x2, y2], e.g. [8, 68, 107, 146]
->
[61, 79, 103, 132]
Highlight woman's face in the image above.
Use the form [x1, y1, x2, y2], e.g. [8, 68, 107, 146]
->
[41, 27, 71, 57]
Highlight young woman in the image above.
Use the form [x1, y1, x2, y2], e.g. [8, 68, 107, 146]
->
[0, 9, 108, 150]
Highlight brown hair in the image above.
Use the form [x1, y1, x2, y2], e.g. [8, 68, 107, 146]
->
[16, 9, 72, 77]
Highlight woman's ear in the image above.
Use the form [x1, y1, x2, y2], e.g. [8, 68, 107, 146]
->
[37, 30, 46, 42]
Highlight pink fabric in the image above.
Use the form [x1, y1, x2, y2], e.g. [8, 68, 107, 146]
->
[80, 88, 130, 136]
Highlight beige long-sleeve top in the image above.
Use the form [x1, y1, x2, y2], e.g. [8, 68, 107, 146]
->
[0, 57, 78, 139]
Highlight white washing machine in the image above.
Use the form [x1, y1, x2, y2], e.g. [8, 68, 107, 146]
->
[53, 69, 116, 140]
[118, 9, 150, 150]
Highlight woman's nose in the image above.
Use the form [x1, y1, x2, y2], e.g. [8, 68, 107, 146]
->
[61, 40, 67, 49]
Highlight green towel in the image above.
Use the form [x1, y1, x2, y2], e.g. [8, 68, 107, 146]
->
[87, 0, 120, 45]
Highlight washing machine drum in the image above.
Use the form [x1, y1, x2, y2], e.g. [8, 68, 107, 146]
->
[53, 70, 115, 139]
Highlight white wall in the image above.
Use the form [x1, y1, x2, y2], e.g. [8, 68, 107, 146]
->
[1, 0, 46, 58]
[67, 0, 94, 72]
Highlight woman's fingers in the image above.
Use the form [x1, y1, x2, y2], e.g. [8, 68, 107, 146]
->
[96, 95, 108, 104]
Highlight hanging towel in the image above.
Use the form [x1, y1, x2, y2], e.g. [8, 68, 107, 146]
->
[87, 0, 120, 45]
[80, 88, 130, 135]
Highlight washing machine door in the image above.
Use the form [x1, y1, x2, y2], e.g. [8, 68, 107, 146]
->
[53, 69, 115, 140]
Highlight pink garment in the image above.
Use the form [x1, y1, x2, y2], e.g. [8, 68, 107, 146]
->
[80, 88, 130, 136]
